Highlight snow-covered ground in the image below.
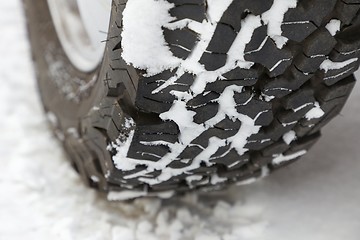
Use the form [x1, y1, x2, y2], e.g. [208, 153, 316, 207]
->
[1, 1, 360, 239]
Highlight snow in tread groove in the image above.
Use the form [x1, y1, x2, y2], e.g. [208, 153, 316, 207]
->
[305, 102, 325, 120]
[282, 130, 297, 145]
[272, 150, 307, 165]
[114, 0, 326, 186]
[121, 0, 180, 76]
[320, 58, 359, 73]
[2, 1, 360, 239]
[325, 19, 341, 36]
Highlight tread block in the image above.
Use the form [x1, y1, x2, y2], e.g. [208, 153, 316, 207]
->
[244, 26, 268, 54]
[210, 149, 249, 169]
[245, 139, 274, 151]
[222, 67, 259, 83]
[136, 132, 178, 144]
[260, 66, 313, 99]
[260, 76, 294, 98]
[322, 62, 359, 86]
[221, 68, 260, 86]
[299, 114, 322, 127]
[234, 91, 253, 105]
[168, 0, 204, 5]
[236, 98, 273, 122]
[334, 0, 360, 25]
[334, 24, 360, 55]
[95, 99, 124, 130]
[164, 28, 198, 59]
[168, 43, 192, 60]
[136, 121, 179, 135]
[167, 159, 193, 169]
[277, 104, 314, 124]
[207, 23, 237, 54]
[303, 28, 337, 57]
[283, 0, 337, 27]
[244, 38, 293, 77]
[199, 52, 227, 71]
[136, 95, 173, 114]
[281, 21, 317, 42]
[187, 91, 219, 108]
[192, 128, 238, 148]
[219, 0, 274, 32]
[107, 68, 137, 100]
[92, 116, 120, 141]
[261, 119, 297, 141]
[209, 145, 231, 160]
[286, 66, 315, 90]
[317, 75, 356, 101]
[241, 0, 274, 15]
[193, 103, 219, 123]
[282, 88, 315, 110]
[318, 95, 348, 113]
[304, 97, 347, 135]
[255, 110, 274, 126]
[293, 124, 312, 138]
[177, 72, 195, 85]
[215, 117, 242, 130]
[127, 142, 170, 162]
[218, 1, 244, 32]
[329, 48, 360, 62]
[294, 53, 326, 74]
[136, 71, 191, 114]
[169, 4, 206, 23]
[178, 145, 203, 159]
[206, 79, 257, 93]
[261, 141, 291, 157]
[285, 132, 321, 155]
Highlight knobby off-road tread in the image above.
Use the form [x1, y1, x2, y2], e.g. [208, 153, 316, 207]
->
[109, 0, 360, 194]
[88, 0, 360, 194]
[25, 0, 360, 197]
[103, 0, 360, 195]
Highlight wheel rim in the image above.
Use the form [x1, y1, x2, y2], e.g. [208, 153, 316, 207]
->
[47, 0, 112, 72]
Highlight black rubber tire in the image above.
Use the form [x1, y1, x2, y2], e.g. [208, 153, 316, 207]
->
[24, 0, 360, 199]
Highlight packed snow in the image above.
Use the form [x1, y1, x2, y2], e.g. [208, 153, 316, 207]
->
[121, 0, 180, 76]
[1, 1, 360, 240]
[320, 58, 359, 73]
[325, 19, 341, 36]
[305, 102, 325, 120]
[272, 150, 307, 165]
[282, 130, 297, 145]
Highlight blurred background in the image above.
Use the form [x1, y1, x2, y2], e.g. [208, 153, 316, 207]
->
[0, 1, 359, 240]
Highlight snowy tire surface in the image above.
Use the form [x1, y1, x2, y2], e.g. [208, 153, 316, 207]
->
[24, 0, 360, 199]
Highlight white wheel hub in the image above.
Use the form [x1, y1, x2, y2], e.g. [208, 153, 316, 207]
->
[47, 0, 112, 72]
